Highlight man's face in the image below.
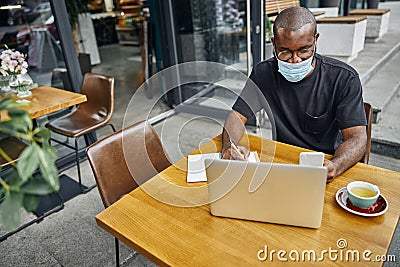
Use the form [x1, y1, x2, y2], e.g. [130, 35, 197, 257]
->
[272, 24, 318, 64]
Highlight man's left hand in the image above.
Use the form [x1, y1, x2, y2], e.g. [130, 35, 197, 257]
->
[324, 159, 337, 183]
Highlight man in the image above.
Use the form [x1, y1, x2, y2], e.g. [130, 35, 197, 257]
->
[222, 7, 367, 182]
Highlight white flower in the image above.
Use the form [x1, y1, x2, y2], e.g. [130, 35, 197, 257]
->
[0, 49, 29, 76]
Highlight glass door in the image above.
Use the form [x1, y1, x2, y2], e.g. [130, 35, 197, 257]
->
[149, 0, 265, 119]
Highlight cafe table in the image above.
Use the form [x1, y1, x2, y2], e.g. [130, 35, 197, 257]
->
[0, 86, 87, 121]
[96, 134, 400, 266]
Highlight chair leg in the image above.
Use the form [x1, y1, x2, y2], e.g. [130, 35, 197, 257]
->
[74, 137, 83, 192]
[74, 137, 96, 194]
[115, 237, 120, 267]
[109, 123, 116, 132]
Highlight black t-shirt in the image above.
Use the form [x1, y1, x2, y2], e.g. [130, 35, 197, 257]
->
[232, 54, 367, 154]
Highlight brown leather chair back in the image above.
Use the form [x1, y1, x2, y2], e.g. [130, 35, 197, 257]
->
[0, 137, 27, 169]
[78, 73, 115, 126]
[86, 121, 171, 208]
[360, 102, 372, 164]
[78, 53, 92, 74]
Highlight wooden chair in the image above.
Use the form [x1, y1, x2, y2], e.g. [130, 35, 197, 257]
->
[361, 102, 372, 164]
[46, 73, 116, 193]
[86, 121, 171, 266]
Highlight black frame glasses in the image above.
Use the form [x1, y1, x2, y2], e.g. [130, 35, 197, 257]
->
[274, 37, 317, 62]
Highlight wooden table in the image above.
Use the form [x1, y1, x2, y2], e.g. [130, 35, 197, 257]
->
[96, 134, 400, 266]
[0, 86, 87, 121]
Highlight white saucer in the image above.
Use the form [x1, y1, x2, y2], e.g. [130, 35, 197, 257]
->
[335, 187, 388, 217]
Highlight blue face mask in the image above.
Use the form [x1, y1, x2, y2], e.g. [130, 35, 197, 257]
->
[277, 55, 314, 83]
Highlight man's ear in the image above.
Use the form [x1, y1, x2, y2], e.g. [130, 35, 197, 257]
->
[315, 33, 320, 52]
[271, 36, 275, 46]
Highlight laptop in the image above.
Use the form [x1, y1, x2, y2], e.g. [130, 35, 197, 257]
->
[205, 159, 327, 228]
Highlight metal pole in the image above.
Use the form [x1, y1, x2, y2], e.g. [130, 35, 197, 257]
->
[251, 0, 263, 65]
[49, 0, 83, 93]
[246, 0, 251, 76]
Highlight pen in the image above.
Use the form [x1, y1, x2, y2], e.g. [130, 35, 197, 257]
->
[229, 139, 244, 158]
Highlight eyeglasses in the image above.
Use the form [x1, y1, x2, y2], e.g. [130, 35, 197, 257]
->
[275, 42, 316, 62]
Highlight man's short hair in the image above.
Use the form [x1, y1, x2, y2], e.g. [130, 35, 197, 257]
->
[273, 7, 317, 36]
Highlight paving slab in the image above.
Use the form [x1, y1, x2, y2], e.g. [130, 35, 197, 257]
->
[371, 91, 400, 158]
[362, 51, 400, 117]
[349, 2, 400, 84]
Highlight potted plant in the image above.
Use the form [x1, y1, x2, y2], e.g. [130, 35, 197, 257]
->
[0, 98, 59, 230]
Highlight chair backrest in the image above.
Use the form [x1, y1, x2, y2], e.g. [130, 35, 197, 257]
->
[79, 73, 115, 125]
[86, 121, 171, 208]
[0, 137, 27, 169]
[78, 53, 92, 74]
[360, 102, 372, 164]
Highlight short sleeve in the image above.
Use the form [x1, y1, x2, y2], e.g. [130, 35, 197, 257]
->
[335, 76, 367, 129]
[232, 70, 263, 120]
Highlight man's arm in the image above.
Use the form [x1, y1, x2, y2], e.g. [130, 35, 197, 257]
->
[222, 110, 249, 160]
[324, 125, 367, 183]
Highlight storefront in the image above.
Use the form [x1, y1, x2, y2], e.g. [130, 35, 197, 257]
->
[1, 0, 266, 121]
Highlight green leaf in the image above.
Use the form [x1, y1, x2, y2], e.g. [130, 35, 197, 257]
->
[0, 98, 31, 132]
[20, 177, 55, 195]
[37, 148, 59, 191]
[41, 141, 57, 162]
[9, 111, 32, 131]
[0, 121, 18, 136]
[0, 188, 5, 203]
[22, 194, 41, 212]
[7, 101, 29, 109]
[0, 98, 28, 109]
[0, 98, 14, 109]
[6, 109, 28, 118]
[33, 128, 52, 142]
[4, 170, 21, 186]
[17, 144, 40, 183]
[0, 132, 8, 139]
[0, 191, 23, 230]
[1, 119, 29, 136]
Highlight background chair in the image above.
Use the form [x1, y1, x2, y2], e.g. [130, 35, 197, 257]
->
[86, 120, 171, 266]
[0, 137, 27, 170]
[360, 102, 372, 164]
[48, 54, 92, 123]
[46, 73, 116, 193]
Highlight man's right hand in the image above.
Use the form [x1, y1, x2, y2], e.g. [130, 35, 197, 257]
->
[222, 110, 249, 160]
[222, 146, 250, 160]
